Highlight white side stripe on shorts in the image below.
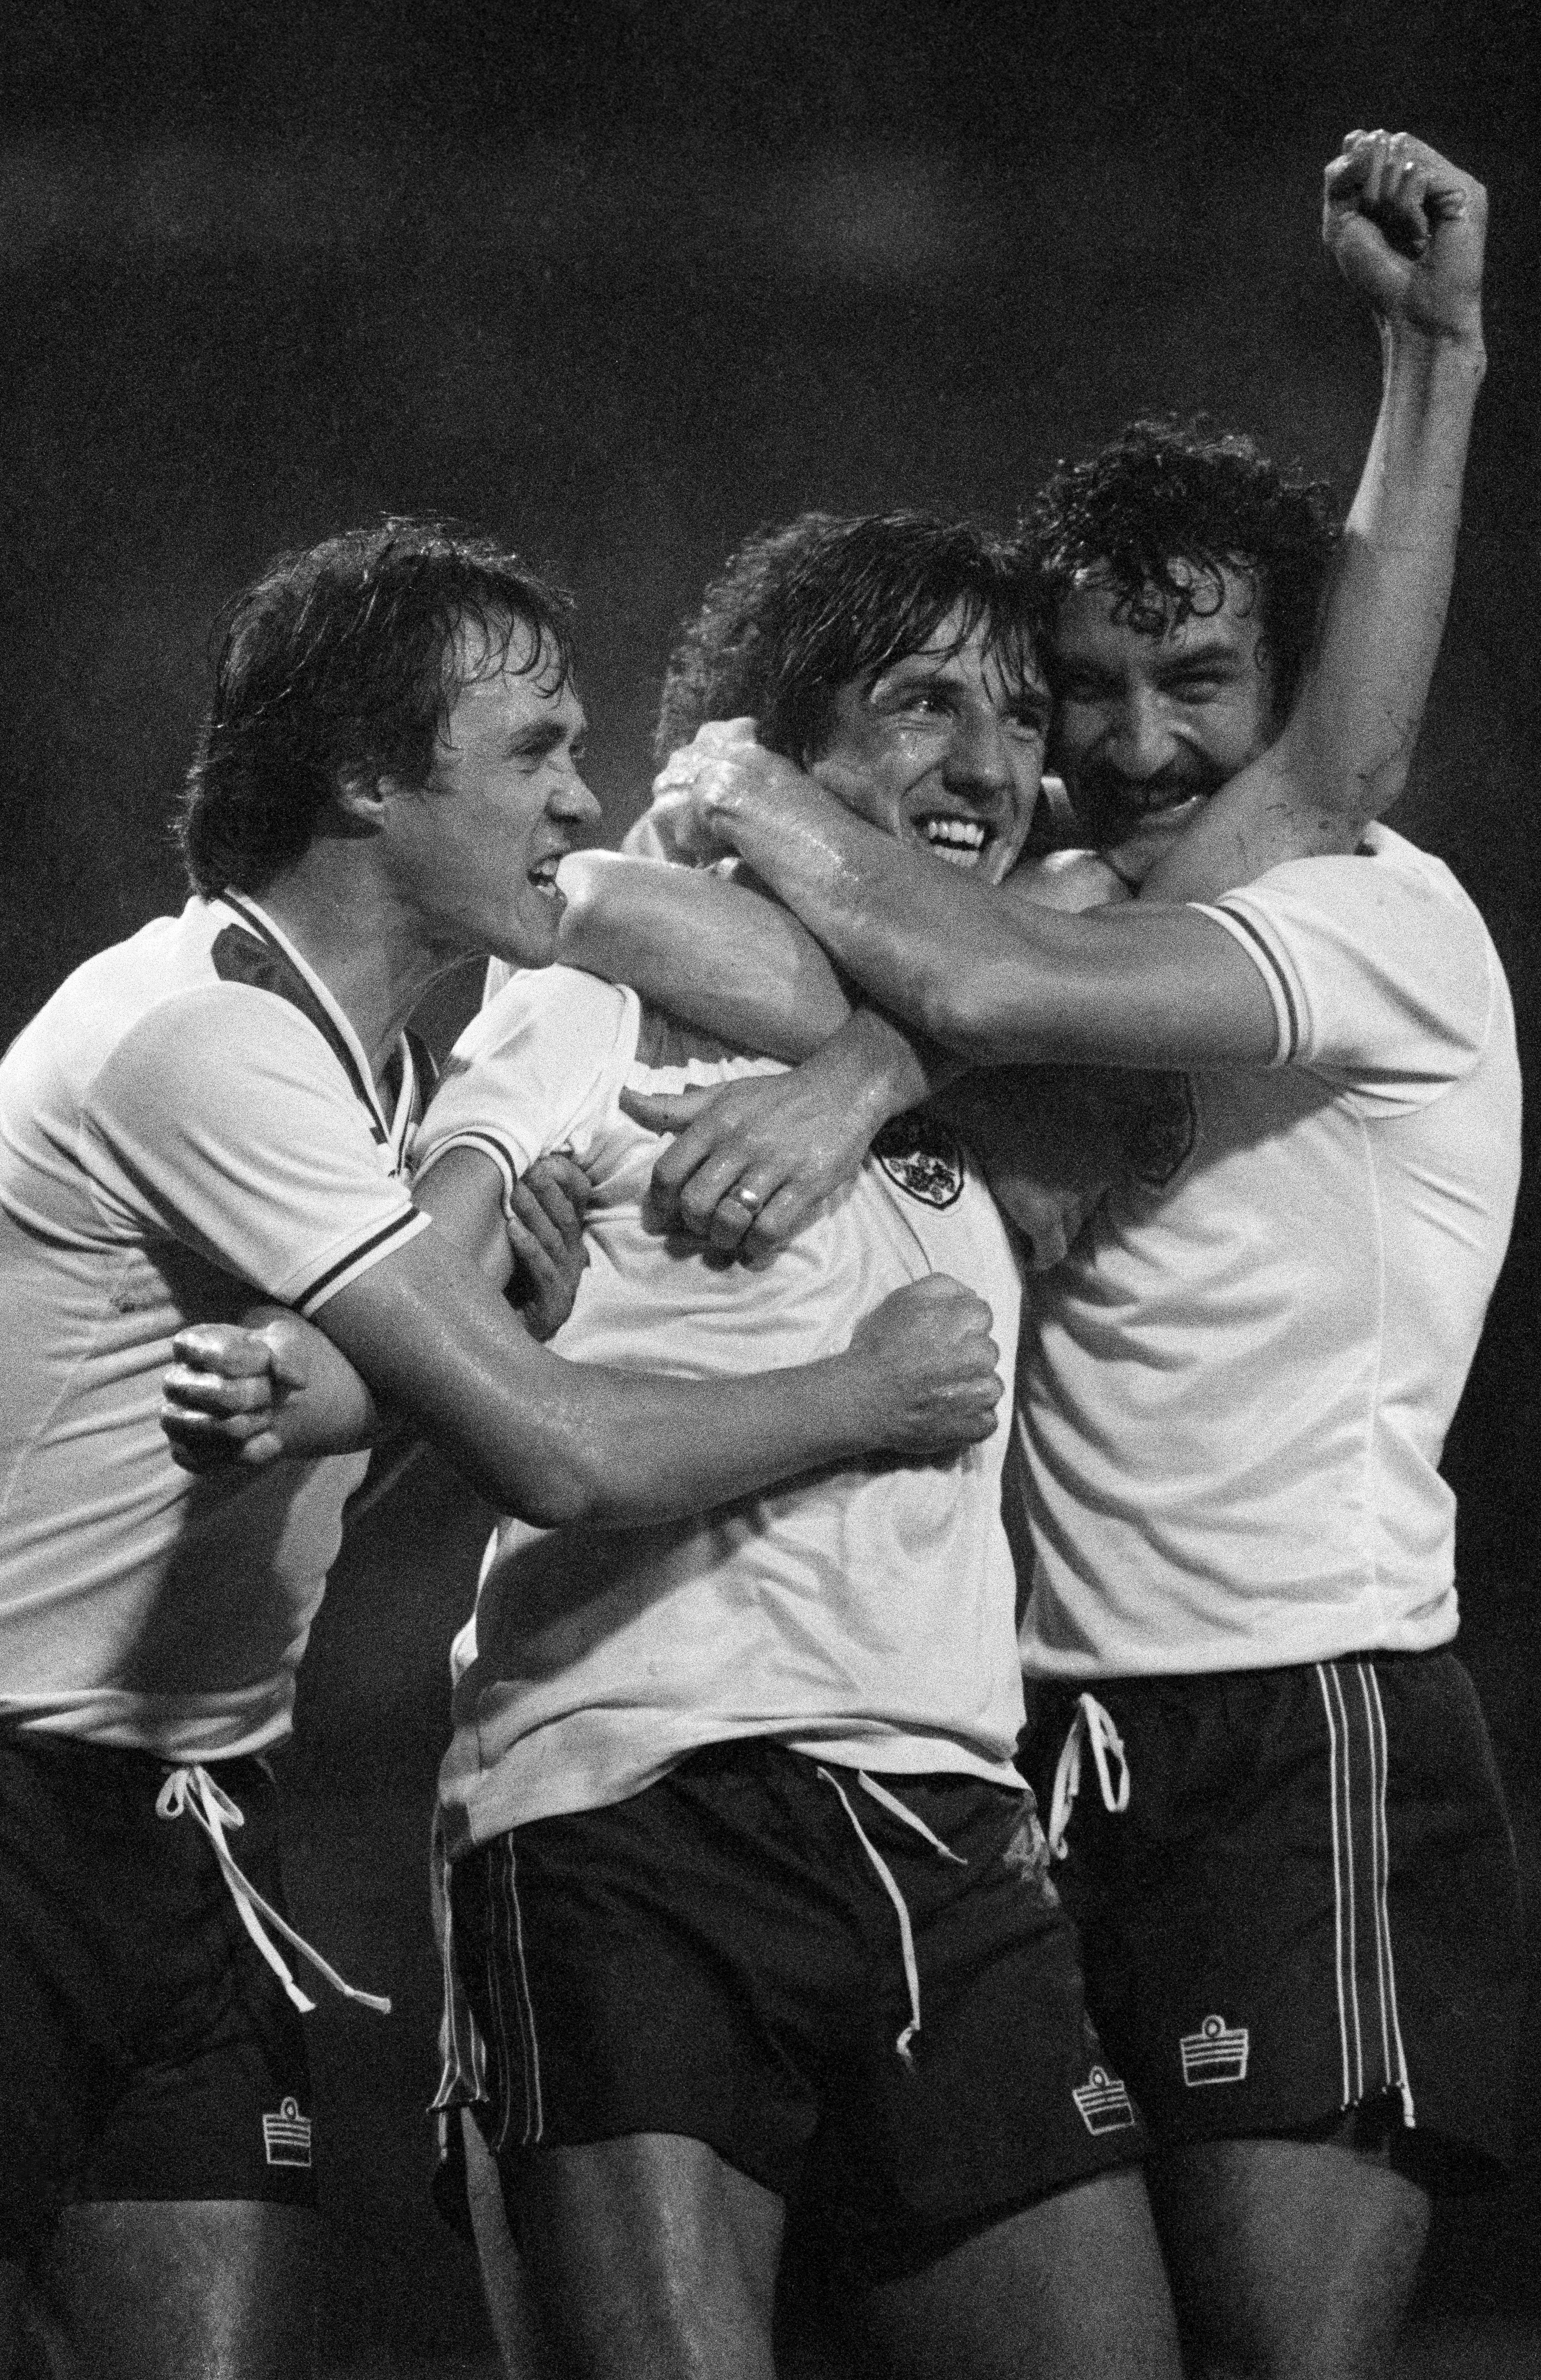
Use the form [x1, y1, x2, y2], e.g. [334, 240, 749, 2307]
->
[429, 1809, 488, 2114]
[488, 1833, 543, 2150]
[1314, 1662, 1415, 2127]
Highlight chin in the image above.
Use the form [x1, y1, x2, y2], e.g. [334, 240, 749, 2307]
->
[494, 908, 563, 971]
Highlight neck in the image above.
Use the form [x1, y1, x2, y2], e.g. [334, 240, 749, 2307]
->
[238, 850, 457, 1080]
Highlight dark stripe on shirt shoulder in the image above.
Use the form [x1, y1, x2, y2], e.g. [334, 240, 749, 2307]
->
[215, 898, 386, 1144]
[295, 1208, 424, 1313]
[1214, 903, 1301, 1060]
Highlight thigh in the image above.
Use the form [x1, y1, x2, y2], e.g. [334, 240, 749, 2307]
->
[861, 2168, 1180, 2380]
[507, 2131, 783, 2380]
[461, 2110, 551, 2379]
[1149, 2135, 1430, 2380]
[26, 2200, 316, 2380]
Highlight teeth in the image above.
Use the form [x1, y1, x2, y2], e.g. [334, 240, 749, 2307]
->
[929, 818, 991, 857]
[933, 844, 982, 869]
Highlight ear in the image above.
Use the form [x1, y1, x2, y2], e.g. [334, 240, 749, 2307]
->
[333, 765, 391, 831]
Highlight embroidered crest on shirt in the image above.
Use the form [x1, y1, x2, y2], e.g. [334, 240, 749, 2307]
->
[1072, 2065, 1137, 2135]
[1179, 2013, 1251, 2087]
[872, 1115, 965, 1209]
[262, 2098, 313, 2167]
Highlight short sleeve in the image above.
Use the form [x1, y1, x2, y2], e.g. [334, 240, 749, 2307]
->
[81, 986, 430, 1315]
[1194, 837, 1497, 1111]
[413, 965, 639, 1210]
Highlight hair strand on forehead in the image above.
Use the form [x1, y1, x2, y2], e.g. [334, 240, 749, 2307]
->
[1027, 418, 1342, 715]
[655, 511, 1043, 767]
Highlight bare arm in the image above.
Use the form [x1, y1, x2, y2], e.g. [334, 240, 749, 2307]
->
[164, 1193, 1005, 1525]
[555, 837, 1130, 1254]
[556, 849, 852, 1060]
[1143, 131, 1486, 898]
[659, 133, 1488, 1069]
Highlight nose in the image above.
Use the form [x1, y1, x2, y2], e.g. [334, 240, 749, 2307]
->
[552, 761, 604, 830]
[1100, 685, 1176, 780]
[943, 706, 1013, 797]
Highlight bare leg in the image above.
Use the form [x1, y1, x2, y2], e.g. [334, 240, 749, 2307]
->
[25, 2201, 316, 2380]
[1149, 2137, 1432, 2380]
[510, 2132, 784, 2380]
[462, 2110, 551, 2378]
[862, 2167, 1181, 2380]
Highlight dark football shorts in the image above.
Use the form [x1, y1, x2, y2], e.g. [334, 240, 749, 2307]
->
[0, 1731, 316, 2257]
[449, 1739, 1147, 2271]
[1020, 1649, 1522, 2190]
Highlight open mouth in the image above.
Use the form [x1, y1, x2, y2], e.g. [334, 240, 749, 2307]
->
[528, 856, 566, 903]
[917, 815, 991, 871]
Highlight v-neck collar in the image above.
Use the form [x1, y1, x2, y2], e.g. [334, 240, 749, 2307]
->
[214, 893, 419, 1157]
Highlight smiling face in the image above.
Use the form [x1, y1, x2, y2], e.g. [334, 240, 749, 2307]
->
[814, 609, 1049, 885]
[1048, 564, 1279, 885]
[381, 619, 601, 968]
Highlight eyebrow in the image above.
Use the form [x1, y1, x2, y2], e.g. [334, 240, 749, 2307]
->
[508, 717, 580, 755]
[869, 656, 971, 696]
[1153, 636, 1247, 672]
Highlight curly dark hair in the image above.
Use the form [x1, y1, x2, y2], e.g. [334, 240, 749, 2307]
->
[654, 511, 1042, 765]
[1027, 420, 1343, 717]
[178, 519, 574, 895]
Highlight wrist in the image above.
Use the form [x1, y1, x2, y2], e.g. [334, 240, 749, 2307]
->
[815, 1349, 879, 1457]
[1379, 310, 1486, 380]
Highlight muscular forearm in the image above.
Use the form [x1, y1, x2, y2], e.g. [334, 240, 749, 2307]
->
[556, 849, 852, 1059]
[1282, 318, 1482, 814]
[320, 1228, 970, 1530]
[687, 786, 1275, 1067]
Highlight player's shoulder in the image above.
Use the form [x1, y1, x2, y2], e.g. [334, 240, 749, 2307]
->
[6, 902, 300, 1097]
[1232, 825, 1491, 944]
[476, 961, 633, 1038]
[468, 962, 632, 1052]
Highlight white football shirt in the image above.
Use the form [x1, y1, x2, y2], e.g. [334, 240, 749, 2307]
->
[1017, 828, 1521, 1677]
[417, 964, 1027, 1844]
[0, 894, 430, 1755]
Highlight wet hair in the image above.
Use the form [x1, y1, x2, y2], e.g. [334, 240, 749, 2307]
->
[654, 510, 1041, 765]
[178, 518, 574, 894]
[1027, 419, 1343, 718]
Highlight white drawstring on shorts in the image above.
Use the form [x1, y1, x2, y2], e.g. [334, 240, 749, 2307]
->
[155, 1764, 391, 2017]
[818, 1766, 966, 2069]
[1046, 1694, 1130, 1859]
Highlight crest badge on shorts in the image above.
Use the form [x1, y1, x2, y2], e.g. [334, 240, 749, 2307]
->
[1072, 2064, 1137, 2135]
[872, 1115, 965, 1209]
[1179, 2013, 1250, 2086]
[263, 2097, 313, 2167]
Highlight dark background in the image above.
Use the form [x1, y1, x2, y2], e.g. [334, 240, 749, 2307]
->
[3, 3, 1538, 2370]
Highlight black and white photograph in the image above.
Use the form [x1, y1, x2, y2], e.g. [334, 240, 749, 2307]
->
[2, 5, 1537, 2375]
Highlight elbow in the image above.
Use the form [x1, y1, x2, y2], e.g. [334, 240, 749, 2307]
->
[502, 1461, 606, 1530]
[551, 855, 599, 958]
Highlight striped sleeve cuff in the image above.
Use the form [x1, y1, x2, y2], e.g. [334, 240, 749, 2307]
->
[412, 1130, 524, 1224]
[294, 1205, 433, 1317]
[1193, 900, 1300, 1065]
